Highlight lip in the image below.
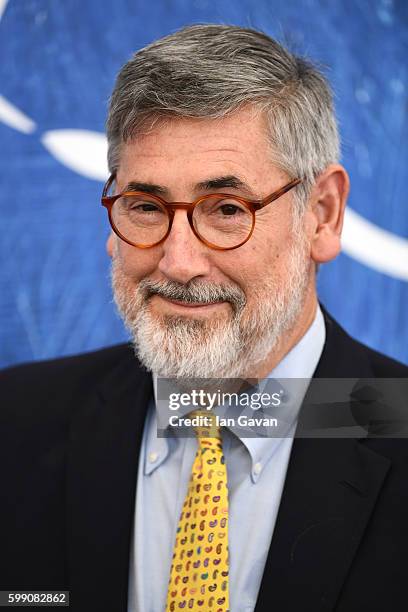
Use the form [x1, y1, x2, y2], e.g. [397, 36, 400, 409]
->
[153, 295, 226, 311]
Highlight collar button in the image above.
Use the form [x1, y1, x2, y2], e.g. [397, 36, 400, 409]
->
[253, 462, 262, 476]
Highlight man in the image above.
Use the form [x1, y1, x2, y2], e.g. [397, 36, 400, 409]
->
[1, 24, 407, 612]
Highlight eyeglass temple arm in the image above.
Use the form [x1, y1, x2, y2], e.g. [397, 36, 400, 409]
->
[102, 174, 116, 198]
[258, 178, 303, 208]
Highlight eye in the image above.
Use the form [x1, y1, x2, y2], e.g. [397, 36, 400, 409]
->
[120, 196, 165, 214]
[134, 202, 161, 212]
[193, 197, 251, 233]
[218, 203, 243, 216]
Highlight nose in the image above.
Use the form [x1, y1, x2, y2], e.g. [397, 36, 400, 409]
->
[158, 210, 212, 284]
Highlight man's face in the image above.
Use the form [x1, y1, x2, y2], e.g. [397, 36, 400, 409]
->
[110, 107, 315, 378]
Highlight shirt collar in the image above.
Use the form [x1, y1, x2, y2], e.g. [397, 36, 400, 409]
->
[143, 404, 170, 476]
[145, 304, 326, 480]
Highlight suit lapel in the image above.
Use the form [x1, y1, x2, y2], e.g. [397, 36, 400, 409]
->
[255, 310, 391, 612]
[66, 351, 153, 612]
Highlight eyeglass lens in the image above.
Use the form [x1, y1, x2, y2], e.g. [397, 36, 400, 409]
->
[111, 194, 253, 248]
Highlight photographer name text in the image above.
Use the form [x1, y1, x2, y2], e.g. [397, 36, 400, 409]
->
[168, 414, 278, 428]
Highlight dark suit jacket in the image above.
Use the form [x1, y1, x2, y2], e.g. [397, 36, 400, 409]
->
[0, 309, 407, 612]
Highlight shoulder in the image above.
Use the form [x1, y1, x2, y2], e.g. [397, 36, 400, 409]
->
[357, 342, 408, 377]
[319, 307, 408, 378]
[1, 341, 135, 374]
[0, 343, 150, 478]
[0, 343, 143, 420]
[0, 342, 136, 385]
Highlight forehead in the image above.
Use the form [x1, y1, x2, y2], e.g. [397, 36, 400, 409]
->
[116, 107, 285, 190]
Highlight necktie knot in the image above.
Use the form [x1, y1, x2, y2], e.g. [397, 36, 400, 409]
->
[189, 409, 222, 445]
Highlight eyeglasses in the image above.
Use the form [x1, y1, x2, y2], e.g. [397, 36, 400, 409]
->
[101, 174, 302, 251]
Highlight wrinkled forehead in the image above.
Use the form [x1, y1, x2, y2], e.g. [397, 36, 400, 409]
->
[115, 109, 286, 193]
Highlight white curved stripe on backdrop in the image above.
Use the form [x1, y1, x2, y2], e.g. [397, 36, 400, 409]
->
[342, 208, 408, 281]
[41, 129, 109, 181]
[0, 95, 36, 134]
[0, 0, 8, 21]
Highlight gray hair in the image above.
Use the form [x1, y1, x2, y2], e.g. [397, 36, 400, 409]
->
[107, 24, 340, 210]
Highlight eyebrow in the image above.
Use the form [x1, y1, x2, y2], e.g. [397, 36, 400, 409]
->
[195, 175, 255, 195]
[124, 181, 167, 195]
[122, 175, 256, 198]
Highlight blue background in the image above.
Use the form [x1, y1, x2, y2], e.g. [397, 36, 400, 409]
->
[0, 0, 407, 368]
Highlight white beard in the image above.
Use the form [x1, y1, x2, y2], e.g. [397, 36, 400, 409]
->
[111, 232, 311, 379]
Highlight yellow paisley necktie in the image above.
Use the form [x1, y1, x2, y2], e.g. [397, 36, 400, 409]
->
[166, 410, 229, 611]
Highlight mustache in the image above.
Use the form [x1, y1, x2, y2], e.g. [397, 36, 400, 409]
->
[138, 278, 246, 312]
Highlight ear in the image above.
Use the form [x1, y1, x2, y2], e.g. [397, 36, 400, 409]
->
[309, 164, 350, 263]
[106, 232, 115, 257]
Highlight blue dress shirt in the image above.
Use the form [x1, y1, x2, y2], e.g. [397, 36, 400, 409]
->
[128, 305, 325, 612]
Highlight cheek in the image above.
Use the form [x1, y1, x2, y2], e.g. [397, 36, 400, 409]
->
[255, 215, 296, 261]
[223, 227, 295, 294]
[115, 240, 162, 280]
[215, 244, 272, 291]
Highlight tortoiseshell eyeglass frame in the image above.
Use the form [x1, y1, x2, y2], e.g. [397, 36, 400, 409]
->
[101, 174, 302, 251]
